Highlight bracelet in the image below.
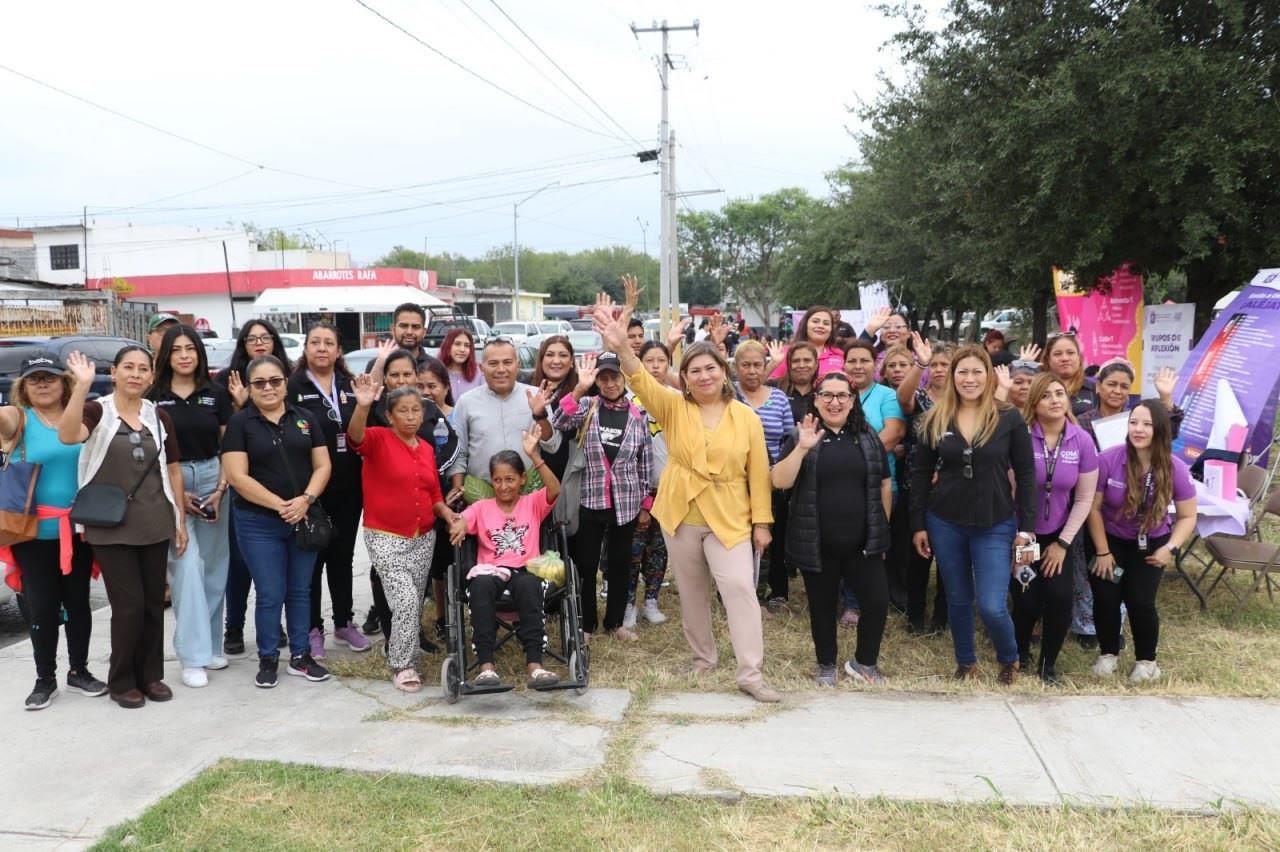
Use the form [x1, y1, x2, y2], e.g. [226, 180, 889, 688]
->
[1056, 537, 1071, 550]
[1096, 551, 1111, 558]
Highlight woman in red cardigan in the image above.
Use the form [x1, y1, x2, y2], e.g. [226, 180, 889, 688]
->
[347, 374, 462, 692]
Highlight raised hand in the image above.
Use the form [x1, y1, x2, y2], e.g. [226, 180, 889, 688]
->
[1154, 367, 1178, 401]
[796, 414, 822, 450]
[593, 297, 628, 352]
[622, 273, 644, 315]
[65, 351, 96, 389]
[1017, 342, 1043, 362]
[520, 426, 541, 460]
[575, 353, 599, 393]
[994, 364, 1012, 391]
[708, 313, 729, 345]
[373, 337, 399, 364]
[665, 317, 691, 351]
[352, 373, 382, 408]
[526, 381, 554, 419]
[910, 331, 932, 366]
[227, 370, 248, 408]
[765, 339, 786, 366]
[864, 306, 892, 336]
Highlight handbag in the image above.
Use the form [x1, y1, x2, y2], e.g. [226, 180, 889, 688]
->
[69, 448, 160, 528]
[273, 436, 332, 552]
[0, 411, 41, 546]
[553, 400, 594, 536]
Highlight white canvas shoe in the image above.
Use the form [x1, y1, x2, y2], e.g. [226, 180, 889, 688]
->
[1129, 660, 1162, 682]
[642, 600, 667, 624]
[622, 603, 637, 629]
[1091, 654, 1119, 677]
[181, 667, 209, 688]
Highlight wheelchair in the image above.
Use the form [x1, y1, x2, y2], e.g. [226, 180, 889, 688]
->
[440, 519, 589, 702]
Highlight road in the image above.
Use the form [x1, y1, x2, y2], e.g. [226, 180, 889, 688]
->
[0, 578, 110, 650]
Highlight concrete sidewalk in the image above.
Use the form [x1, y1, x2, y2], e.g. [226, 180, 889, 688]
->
[2, 562, 1278, 849]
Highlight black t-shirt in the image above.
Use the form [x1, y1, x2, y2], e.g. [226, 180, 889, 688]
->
[597, 404, 628, 464]
[222, 404, 325, 513]
[149, 382, 232, 461]
[286, 371, 362, 492]
[816, 427, 869, 549]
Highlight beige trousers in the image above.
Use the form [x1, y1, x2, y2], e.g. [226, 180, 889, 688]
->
[662, 524, 764, 688]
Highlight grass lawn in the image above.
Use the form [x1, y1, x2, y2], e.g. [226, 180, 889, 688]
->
[93, 760, 1280, 851]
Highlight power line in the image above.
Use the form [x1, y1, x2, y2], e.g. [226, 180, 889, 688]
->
[92, 167, 264, 216]
[486, 0, 644, 146]
[351, 0, 627, 142]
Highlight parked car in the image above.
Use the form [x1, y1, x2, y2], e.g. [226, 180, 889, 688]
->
[568, 330, 605, 356]
[981, 308, 1026, 335]
[279, 333, 306, 355]
[515, 344, 538, 384]
[423, 308, 493, 349]
[568, 318, 595, 331]
[0, 335, 142, 404]
[204, 338, 238, 375]
[341, 348, 381, 376]
[492, 321, 541, 342]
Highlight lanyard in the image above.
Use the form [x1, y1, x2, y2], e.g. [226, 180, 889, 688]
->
[307, 370, 342, 418]
[1041, 429, 1063, 520]
[1139, 469, 1155, 515]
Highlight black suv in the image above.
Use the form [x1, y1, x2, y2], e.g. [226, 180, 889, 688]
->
[422, 307, 494, 349]
[0, 335, 143, 404]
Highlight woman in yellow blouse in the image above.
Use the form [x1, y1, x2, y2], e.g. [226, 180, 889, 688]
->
[595, 286, 779, 702]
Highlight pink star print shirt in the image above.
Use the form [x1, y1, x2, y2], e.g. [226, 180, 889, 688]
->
[460, 488, 556, 569]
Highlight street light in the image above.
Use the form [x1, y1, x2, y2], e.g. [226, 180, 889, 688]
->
[513, 181, 558, 321]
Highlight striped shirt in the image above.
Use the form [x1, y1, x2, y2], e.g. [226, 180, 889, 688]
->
[738, 384, 793, 464]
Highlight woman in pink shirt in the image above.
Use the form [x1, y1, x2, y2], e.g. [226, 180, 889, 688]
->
[768, 306, 845, 382]
[448, 430, 562, 688]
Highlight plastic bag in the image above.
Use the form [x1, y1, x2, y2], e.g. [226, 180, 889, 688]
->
[527, 550, 566, 586]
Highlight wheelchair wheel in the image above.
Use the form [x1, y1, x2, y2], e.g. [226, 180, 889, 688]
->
[441, 655, 461, 704]
[569, 650, 589, 696]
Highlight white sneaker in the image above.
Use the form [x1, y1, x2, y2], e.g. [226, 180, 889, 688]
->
[181, 667, 209, 688]
[622, 603, 637, 629]
[642, 600, 667, 624]
[1129, 660, 1162, 682]
[1092, 654, 1119, 677]
[206, 655, 229, 671]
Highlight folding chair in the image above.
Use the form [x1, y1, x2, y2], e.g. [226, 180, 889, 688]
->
[1201, 485, 1280, 619]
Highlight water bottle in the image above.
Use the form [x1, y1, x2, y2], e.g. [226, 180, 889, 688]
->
[433, 417, 449, 449]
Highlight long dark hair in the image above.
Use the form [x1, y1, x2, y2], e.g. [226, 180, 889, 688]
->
[440, 328, 477, 381]
[294, 321, 351, 378]
[149, 324, 210, 399]
[793, 305, 838, 348]
[382, 348, 418, 384]
[810, 371, 867, 434]
[229, 319, 291, 380]
[1123, 399, 1175, 534]
[532, 334, 578, 403]
[418, 356, 455, 407]
[778, 340, 819, 396]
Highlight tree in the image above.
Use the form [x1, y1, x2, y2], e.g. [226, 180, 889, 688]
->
[241, 222, 316, 251]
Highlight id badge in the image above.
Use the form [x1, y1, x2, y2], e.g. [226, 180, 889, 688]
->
[1137, 532, 1148, 551]
[336, 433, 348, 453]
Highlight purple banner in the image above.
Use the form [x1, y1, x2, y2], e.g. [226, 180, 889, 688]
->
[1173, 271, 1280, 464]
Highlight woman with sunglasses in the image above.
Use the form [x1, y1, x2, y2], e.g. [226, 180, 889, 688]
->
[767, 306, 845, 382]
[215, 319, 292, 656]
[288, 322, 370, 659]
[148, 325, 233, 689]
[223, 356, 333, 688]
[60, 347, 188, 709]
[911, 345, 1036, 684]
[772, 372, 893, 686]
[0, 353, 105, 710]
[1041, 332, 1097, 417]
[1012, 373, 1098, 684]
[440, 328, 484, 403]
[895, 333, 951, 634]
[1086, 400, 1196, 682]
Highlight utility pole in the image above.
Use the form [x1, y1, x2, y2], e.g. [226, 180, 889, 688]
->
[668, 130, 678, 317]
[222, 240, 238, 332]
[636, 217, 650, 309]
[631, 19, 699, 338]
[513, 181, 558, 322]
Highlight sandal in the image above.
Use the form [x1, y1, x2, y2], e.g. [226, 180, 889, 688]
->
[527, 668, 559, 688]
[393, 668, 422, 693]
[474, 669, 501, 687]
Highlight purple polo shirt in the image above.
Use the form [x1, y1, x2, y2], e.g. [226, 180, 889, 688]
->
[1031, 421, 1098, 535]
[1096, 445, 1195, 540]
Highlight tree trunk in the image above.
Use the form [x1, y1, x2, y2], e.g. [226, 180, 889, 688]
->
[1031, 282, 1051, 347]
[950, 303, 965, 342]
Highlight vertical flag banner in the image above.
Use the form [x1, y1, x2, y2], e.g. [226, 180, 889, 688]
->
[1053, 264, 1145, 374]
[1141, 303, 1195, 396]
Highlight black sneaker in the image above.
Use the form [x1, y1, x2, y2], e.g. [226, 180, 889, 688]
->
[256, 658, 279, 689]
[361, 607, 380, 636]
[25, 678, 58, 710]
[1076, 633, 1099, 651]
[287, 654, 331, 682]
[65, 669, 107, 697]
[1040, 666, 1062, 686]
[224, 627, 246, 657]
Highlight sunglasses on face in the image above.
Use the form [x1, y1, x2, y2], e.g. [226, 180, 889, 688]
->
[249, 376, 286, 390]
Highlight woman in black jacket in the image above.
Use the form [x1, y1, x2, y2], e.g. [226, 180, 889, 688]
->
[771, 372, 893, 687]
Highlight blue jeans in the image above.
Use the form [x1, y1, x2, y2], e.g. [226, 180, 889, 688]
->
[168, 458, 230, 666]
[224, 503, 252, 631]
[925, 512, 1019, 666]
[232, 504, 317, 660]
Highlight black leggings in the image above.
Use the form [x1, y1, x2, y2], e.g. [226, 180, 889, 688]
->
[767, 490, 790, 600]
[1090, 532, 1167, 660]
[468, 570, 544, 665]
[885, 489, 911, 608]
[12, 537, 95, 679]
[1010, 528, 1074, 673]
[574, 507, 636, 633]
[310, 486, 362, 631]
[802, 545, 889, 667]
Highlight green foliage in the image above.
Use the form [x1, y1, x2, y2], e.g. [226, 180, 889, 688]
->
[241, 222, 316, 251]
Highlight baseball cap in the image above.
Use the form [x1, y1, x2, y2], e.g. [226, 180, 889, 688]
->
[19, 351, 65, 379]
[147, 313, 179, 333]
[595, 352, 623, 373]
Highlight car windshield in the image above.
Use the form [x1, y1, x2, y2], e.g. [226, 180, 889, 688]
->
[537, 322, 563, 335]
[568, 331, 603, 353]
[493, 322, 528, 335]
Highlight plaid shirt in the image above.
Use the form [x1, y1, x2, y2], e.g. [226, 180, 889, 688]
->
[552, 394, 654, 524]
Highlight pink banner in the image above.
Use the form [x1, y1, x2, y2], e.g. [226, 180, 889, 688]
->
[1053, 263, 1144, 369]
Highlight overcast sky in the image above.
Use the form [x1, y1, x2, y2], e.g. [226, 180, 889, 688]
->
[2, 0, 922, 267]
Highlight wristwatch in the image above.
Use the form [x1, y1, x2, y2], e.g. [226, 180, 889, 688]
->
[532, 410, 549, 421]
[303, 492, 317, 505]
[1167, 544, 1182, 561]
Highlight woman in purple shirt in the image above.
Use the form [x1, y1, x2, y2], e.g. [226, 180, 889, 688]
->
[1086, 399, 1197, 682]
[1010, 374, 1098, 684]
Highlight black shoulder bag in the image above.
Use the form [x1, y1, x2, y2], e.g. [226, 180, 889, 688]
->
[273, 435, 333, 552]
[70, 450, 161, 528]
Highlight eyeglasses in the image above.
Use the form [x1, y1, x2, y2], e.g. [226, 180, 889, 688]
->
[962, 447, 974, 480]
[816, 391, 853, 403]
[249, 376, 286, 390]
[243, 334, 273, 345]
[25, 373, 59, 386]
[128, 430, 146, 465]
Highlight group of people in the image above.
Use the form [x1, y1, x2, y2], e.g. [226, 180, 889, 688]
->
[0, 286, 1199, 711]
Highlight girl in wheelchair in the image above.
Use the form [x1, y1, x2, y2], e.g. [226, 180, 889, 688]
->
[449, 431, 561, 688]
